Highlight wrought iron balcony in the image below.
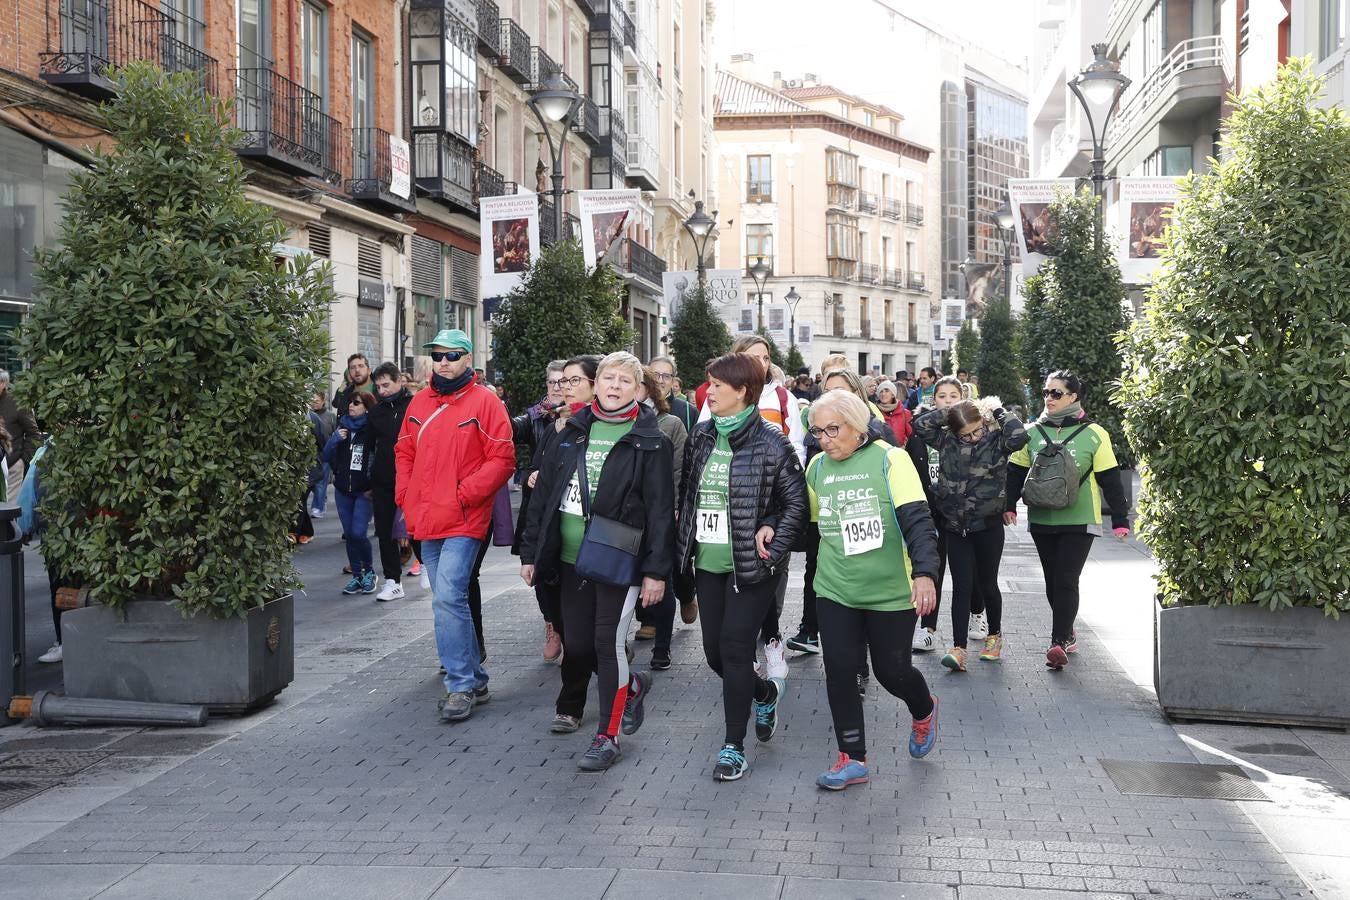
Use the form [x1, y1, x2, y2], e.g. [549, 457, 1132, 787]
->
[906, 272, 928, 292]
[475, 160, 506, 201]
[539, 196, 557, 245]
[476, 0, 501, 57]
[235, 65, 343, 182]
[41, 0, 218, 98]
[498, 19, 531, 84]
[349, 127, 416, 212]
[619, 241, 666, 292]
[905, 203, 924, 224]
[858, 191, 878, 214]
[606, 108, 627, 183]
[881, 268, 902, 288]
[857, 263, 880, 284]
[881, 198, 903, 219]
[529, 46, 561, 92]
[573, 96, 602, 146]
[414, 132, 476, 214]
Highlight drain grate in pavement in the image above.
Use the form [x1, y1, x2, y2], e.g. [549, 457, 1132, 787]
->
[321, 646, 376, 655]
[1100, 759, 1270, 801]
[1233, 742, 1316, 757]
[0, 779, 56, 811]
[0, 750, 113, 778]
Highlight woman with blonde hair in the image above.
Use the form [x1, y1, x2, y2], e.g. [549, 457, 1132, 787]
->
[805, 390, 941, 789]
[521, 351, 674, 771]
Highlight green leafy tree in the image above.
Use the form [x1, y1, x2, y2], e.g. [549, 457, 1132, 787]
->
[492, 240, 633, 415]
[953, 319, 981, 375]
[974, 292, 1021, 406]
[19, 64, 330, 617]
[669, 283, 731, 390]
[1018, 188, 1132, 464]
[1120, 58, 1350, 615]
[784, 343, 806, 378]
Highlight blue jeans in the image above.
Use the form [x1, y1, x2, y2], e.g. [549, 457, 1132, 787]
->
[422, 536, 489, 694]
[309, 465, 331, 513]
[334, 489, 373, 575]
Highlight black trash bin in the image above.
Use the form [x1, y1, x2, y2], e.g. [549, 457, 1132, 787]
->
[0, 506, 23, 724]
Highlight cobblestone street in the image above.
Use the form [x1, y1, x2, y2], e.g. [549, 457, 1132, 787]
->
[1, 503, 1346, 899]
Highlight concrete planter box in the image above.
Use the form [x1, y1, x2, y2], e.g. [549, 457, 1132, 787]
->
[1155, 603, 1350, 728]
[62, 595, 293, 714]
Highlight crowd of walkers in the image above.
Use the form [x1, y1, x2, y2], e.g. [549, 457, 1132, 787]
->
[303, 328, 1131, 790]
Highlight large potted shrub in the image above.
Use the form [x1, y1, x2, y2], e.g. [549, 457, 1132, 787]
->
[19, 64, 330, 711]
[1119, 58, 1350, 727]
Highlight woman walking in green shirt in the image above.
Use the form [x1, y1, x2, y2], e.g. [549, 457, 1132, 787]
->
[806, 390, 942, 790]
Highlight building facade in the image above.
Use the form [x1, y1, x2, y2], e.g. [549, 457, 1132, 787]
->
[1029, 0, 1109, 180]
[713, 67, 936, 377]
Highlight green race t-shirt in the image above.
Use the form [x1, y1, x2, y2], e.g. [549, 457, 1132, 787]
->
[1010, 421, 1118, 534]
[807, 441, 927, 611]
[693, 433, 734, 574]
[559, 419, 634, 564]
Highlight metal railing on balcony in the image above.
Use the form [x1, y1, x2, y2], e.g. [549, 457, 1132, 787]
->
[1108, 35, 1227, 145]
[41, 0, 218, 98]
[498, 18, 531, 84]
[856, 263, 880, 284]
[747, 181, 773, 203]
[475, 160, 506, 201]
[621, 241, 666, 290]
[605, 107, 628, 182]
[574, 96, 602, 145]
[881, 198, 902, 219]
[905, 203, 924, 225]
[528, 46, 561, 91]
[350, 126, 415, 211]
[625, 132, 659, 189]
[827, 183, 856, 210]
[858, 191, 878, 214]
[881, 268, 902, 288]
[539, 197, 557, 245]
[906, 272, 927, 292]
[476, 0, 501, 56]
[615, 1, 636, 48]
[235, 65, 342, 182]
[414, 132, 475, 212]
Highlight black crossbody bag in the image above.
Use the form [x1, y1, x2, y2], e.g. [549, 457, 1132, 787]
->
[573, 451, 645, 587]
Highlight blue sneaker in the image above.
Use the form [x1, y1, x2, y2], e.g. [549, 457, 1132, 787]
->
[816, 752, 870, 791]
[753, 678, 782, 742]
[341, 576, 363, 595]
[713, 744, 747, 781]
[360, 570, 377, 594]
[908, 694, 939, 759]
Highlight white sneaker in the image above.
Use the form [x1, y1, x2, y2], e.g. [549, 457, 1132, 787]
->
[38, 643, 63, 663]
[764, 639, 789, 681]
[376, 580, 406, 602]
[310, 508, 323, 519]
[969, 612, 989, 641]
[912, 628, 937, 652]
[420, 571, 431, 591]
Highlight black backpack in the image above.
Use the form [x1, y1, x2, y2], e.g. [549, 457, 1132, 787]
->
[1022, 423, 1091, 510]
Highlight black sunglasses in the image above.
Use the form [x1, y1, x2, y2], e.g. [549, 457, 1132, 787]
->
[1042, 388, 1067, 400]
[430, 350, 467, 363]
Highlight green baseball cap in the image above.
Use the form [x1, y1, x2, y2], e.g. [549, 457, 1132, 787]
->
[423, 329, 473, 352]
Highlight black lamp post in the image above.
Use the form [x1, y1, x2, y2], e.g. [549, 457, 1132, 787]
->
[527, 72, 582, 244]
[1068, 42, 1131, 251]
[682, 190, 717, 286]
[784, 285, 802, 350]
[994, 198, 1016, 304]
[747, 255, 770, 331]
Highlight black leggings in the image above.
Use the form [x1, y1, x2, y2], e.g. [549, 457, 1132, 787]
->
[947, 526, 1005, 648]
[634, 580, 676, 653]
[559, 564, 639, 736]
[920, 529, 985, 633]
[817, 598, 934, 759]
[1031, 531, 1096, 644]
[696, 570, 776, 747]
[372, 487, 402, 582]
[799, 526, 820, 634]
[759, 563, 788, 644]
[468, 531, 490, 659]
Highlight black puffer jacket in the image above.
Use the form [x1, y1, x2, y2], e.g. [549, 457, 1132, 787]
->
[366, 388, 411, 489]
[520, 406, 675, 586]
[676, 413, 808, 585]
[510, 400, 562, 554]
[913, 407, 1028, 534]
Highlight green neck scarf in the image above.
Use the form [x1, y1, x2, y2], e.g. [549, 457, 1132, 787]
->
[1041, 401, 1084, 427]
[713, 405, 756, 437]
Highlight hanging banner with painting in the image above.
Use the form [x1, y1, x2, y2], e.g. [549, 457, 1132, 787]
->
[1007, 178, 1077, 279]
[578, 189, 641, 270]
[1116, 177, 1180, 284]
[479, 192, 541, 299]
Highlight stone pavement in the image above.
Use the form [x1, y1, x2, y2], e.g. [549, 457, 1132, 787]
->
[0, 495, 1344, 900]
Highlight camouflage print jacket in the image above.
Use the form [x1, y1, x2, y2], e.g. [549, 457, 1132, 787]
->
[911, 408, 1029, 534]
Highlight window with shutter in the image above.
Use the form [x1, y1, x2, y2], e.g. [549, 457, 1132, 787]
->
[411, 236, 443, 297]
[450, 247, 477, 309]
[308, 223, 331, 258]
[357, 237, 383, 280]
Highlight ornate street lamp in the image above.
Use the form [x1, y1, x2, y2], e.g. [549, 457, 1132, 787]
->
[784, 286, 802, 351]
[747, 255, 770, 332]
[527, 72, 582, 243]
[995, 198, 1016, 304]
[682, 190, 718, 286]
[1068, 42, 1131, 250]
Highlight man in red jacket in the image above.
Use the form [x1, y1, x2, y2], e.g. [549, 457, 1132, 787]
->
[396, 329, 514, 722]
